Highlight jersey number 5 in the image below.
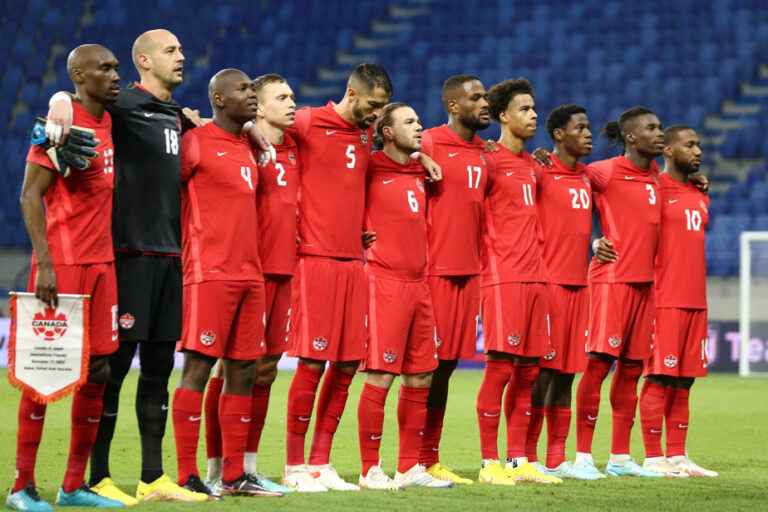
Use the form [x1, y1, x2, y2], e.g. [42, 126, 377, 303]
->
[346, 144, 356, 169]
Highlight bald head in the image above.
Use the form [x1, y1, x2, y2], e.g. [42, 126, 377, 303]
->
[67, 44, 115, 80]
[65, 44, 120, 106]
[132, 29, 175, 67]
[131, 29, 184, 91]
[208, 68, 249, 101]
[207, 68, 257, 127]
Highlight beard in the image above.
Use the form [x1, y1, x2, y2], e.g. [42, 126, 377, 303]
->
[460, 112, 490, 132]
[352, 104, 373, 129]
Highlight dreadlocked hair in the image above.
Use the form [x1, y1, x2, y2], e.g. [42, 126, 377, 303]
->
[603, 106, 655, 146]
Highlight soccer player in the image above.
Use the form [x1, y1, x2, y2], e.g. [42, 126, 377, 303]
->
[416, 74, 491, 485]
[639, 126, 717, 477]
[475, 79, 560, 485]
[46, 29, 206, 503]
[202, 73, 298, 494]
[356, 103, 452, 490]
[8, 44, 124, 511]
[574, 106, 666, 478]
[523, 105, 597, 479]
[278, 63, 391, 492]
[170, 68, 282, 498]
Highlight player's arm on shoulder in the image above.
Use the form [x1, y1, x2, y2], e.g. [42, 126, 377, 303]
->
[689, 173, 709, 194]
[586, 161, 612, 192]
[20, 161, 59, 307]
[285, 107, 312, 143]
[180, 131, 201, 182]
[45, 91, 74, 145]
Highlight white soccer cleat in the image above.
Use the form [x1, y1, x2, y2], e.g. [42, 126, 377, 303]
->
[668, 455, 719, 477]
[394, 464, 453, 488]
[282, 465, 328, 493]
[359, 464, 400, 491]
[307, 464, 360, 491]
[642, 457, 689, 478]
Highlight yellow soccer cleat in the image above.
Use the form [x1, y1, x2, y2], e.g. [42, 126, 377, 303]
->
[135, 474, 208, 503]
[478, 461, 516, 486]
[90, 478, 139, 506]
[426, 463, 474, 485]
[505, 462, 563, 484]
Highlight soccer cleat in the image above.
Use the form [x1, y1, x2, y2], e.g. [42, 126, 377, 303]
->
[248, 473, 294, 494]
[668, 455, 719, 477]
[642, 457, 689, 478]
[359, 464, 400, 490]
[571, 458, 607, 479]
[135, 474, 208, 502]
[182, 474, 222, 500]
[394, 464, 453, 488]
[221, 474, 283, 497]
[606, 458, 664, 478]
[203, 478, 224, 499]
[55, 485, 124, 508]
[282, 465, 327, 493]
[478, 461, 516, 486]
[426, 463, 474, 485]
[6, 484, 53, 512]
[545, 461, 604, 480]
[90, 478, 139, 506]
[307, 464, 360, 491]
[505, 461, 563, 484]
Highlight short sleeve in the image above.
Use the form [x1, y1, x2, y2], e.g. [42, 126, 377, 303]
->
[180, 130, 200, 182]
[26, 145, 56, 173]
[586, 161, 613, 192]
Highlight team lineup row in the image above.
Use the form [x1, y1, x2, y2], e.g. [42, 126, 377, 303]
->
[7, 28, 716, 511]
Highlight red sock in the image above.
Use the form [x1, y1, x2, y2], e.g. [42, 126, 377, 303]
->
[309, 365, 354, 466]
[219, 393, 251, 482]
[286, 363, 323, 466]
[204, 377, 223, 459]
[62, 383, 105, 492]
[476, 360, 513, 460]
[609, 361, 643, 455]
[575, 357, 612, 453]
[419, 404, 446, 467]
[505, 364, 539, 460]
[526, 407, 545, 462]
[13, 394, 47, 492]
[639, 380, 666, 458]
[246, 383, 271, 454]
[172, 388, 203, 484]
[398, 385, 429, 473]
[665, 387, 690, 457]
[545, 406, 571, 468]
[357, 383, 388, 475]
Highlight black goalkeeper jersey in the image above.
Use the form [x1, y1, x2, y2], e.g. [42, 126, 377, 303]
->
[109, 84, 194, 254]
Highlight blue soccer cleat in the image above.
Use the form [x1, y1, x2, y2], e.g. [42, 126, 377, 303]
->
[6, 484, 53, 512]
[55, 485, 125, 507]
[249, 473, 294, 494]
[606, 458, 664, 478]
[545, 461, 606, 480]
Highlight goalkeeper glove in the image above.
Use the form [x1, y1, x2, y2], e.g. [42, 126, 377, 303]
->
[30, 117, 98, 177]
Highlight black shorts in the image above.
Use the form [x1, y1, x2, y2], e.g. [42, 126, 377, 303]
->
[116, 253, 182, 342]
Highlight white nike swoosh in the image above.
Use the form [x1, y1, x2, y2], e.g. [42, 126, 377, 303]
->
[87, 417, 101, 423]
[668, 199, 678, 204]
[298, 416, 311, 422]
[482, 412, 500, 417]
[103, 412, 118, 418]
[30, 413, 45, 420]
[161, 404, 169, 411]
[650, 429, 662, 434]
[448, 152, 459, 158]
[432, 447, 439, 451]
[553, 175, 564, 180]
[370, 434, 383, 440]
[624, 176, 635, 180]
[189, 415, 201, 422]
[678, 424, 688, 429]
[217, 152, 227, 157]
[143, 112, 154, 118]
[382, 179, 395, 184]
[506, 171, 514, 176]
[326, 130, 337, 135]
[587, 415, 598, 421]
[525, 411, 532, 416]
[240, 417, 252, 423]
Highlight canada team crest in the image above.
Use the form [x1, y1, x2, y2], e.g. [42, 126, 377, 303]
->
[288, 151, 296, 164]
[360, 133, 368, 145]
[313, 336, 329, 351]
[507, 333, 521, 347]
[382, 350, 397, 364]
[608, 336, 622, 348]
[200, 330, 216, 346]
[31, 307, 68, 342]
[543, 349, 556, 361]
[119, 313, 135, 330]
[664, 354, 678, 368]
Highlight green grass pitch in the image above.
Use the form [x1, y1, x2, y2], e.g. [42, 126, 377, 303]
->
[2, 370, 765, 511]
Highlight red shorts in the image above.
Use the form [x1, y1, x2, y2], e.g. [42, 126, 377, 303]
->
[29, 262, 118, 357]
[647, 308, 709, 377]
[264, 274, 292, 357]
[540, 284, 588, 373]
[362, 272, 438, 375]
[587, 282, 654, 360]
[181, 280, 266, 360]
[481, 282, 550, 358]
[288, 257, 368, 362]
[429, 275, 480, 360]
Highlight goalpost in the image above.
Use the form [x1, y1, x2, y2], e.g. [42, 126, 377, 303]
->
[739, 231, 768, 377]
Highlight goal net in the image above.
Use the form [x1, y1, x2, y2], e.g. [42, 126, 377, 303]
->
[739, 231, 768, 376]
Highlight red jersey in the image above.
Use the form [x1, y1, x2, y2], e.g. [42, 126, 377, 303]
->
[481, 145, 545, 285]
[655, 173, 709, 309]
[257, 133, 300, 276]
[537, 155, 593, 286]
[588, 156, 661, 283]
[26, 101, 114, 265]
[180, 122, 263, 285]
[288, 102, 373, 260]
[364, 151, 427, 281]
[422, 125, 489, 276]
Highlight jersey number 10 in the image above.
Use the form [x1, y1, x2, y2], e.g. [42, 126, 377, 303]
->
[685, 209, 702, 231]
